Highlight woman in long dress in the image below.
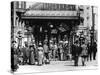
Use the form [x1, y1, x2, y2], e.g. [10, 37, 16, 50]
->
[29, 46, 35, 65]
[81, 42, 88, 66]
[38, 44, 44, 66]
[53, 43, 58, 61]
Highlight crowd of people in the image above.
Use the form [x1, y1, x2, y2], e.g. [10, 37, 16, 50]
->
[11, 40, 97, 72]
[72, 40, 97, 66]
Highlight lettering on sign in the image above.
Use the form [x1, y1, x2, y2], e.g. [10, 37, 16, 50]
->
[51, 29, 57, 34]
[24, 10, 77, 16]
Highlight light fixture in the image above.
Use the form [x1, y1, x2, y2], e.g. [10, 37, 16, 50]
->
[50, 24, 53, 28]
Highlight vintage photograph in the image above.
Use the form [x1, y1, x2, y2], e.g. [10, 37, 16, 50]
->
[11, 1, 98, 74]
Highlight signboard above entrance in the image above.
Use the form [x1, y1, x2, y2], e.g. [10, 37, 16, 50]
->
[24, 10, 78, 17]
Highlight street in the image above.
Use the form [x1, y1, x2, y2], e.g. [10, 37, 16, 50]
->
[14, 57, 98, 74]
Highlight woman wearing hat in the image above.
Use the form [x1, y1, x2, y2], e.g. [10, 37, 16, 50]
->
[81, 42, 88, 66]
[38, 42, 44, 66]
[43, 41, 50, 64]
[29, 45, 35, 65]
[53, 43, 58, 61]
[49, 40, 54, 61]
[58, 42, 63, 61]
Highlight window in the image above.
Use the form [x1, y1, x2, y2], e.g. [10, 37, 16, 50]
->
[87, 16, 89, 20]
[87, 7, 89, 9]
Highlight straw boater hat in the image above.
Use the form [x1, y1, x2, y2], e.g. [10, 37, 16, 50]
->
[39, 42, 42, 46]
[44, 40, 48, 44]
[32, 40, 35, 42]
[38, 43, 43, 51]
[64, 41, 68, 44]
[59, 41, 63, 43]
[50, 40, 53, 44]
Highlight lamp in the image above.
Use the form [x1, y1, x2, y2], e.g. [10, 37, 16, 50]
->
[50, 24, 53, 28]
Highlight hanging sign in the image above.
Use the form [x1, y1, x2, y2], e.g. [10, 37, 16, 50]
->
[51, 29, 57, 34]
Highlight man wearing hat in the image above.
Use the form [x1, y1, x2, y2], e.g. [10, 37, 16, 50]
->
[11, 41, 19, 72]
[72, 41, 81, 66]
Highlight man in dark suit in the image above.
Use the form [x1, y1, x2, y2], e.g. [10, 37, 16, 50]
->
[92, 41, 97, 60]
[72, 41, 81, 66]
[87, 42, 92, 61]
[11, 41, 19, 72]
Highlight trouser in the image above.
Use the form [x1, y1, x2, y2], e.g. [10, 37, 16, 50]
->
[74, 56, 79, 66]
[23, 56, 29, 64]
[81, 56, 87, 66]
[48, 51, 52, 60]
[11, 57, 18, 72]
[58, 53, 60, 60]
[87, 52, 92, 61]
[11, 57, 14, 72]
[93, 51, 97, 60]
[82, 58, 85, 66]
[44, 53, 49, 59]
[63, 53, 66, 60]
[53, 50, 56, 61]
[18, 57, 23, 65]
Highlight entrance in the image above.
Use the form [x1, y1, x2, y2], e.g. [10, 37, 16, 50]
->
[22, 18, 80, 46]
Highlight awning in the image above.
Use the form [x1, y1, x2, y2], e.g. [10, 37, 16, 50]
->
[21, 16, 79, 19]
[21, 10, 79, 19]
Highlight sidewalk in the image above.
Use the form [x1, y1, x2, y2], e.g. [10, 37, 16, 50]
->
[14, 59, 98, 74]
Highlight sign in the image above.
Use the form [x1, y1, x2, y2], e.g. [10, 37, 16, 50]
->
[58, 27, 66, 32]
[78, 27, 88, 30]
[29, 3, 76, 11]
[24, 10, 78, 17]
[51, 29, 57, 34]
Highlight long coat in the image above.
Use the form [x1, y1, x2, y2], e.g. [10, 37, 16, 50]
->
[92, 42, 97, 53]
[72, 44, 81, 57]
[14, 54, 18, 66]
[38, 47, 44, 65]
[22, 47, 30, 62]
[81, 44, 87, 57]
[43, 44, 49, 53]
[29, 49, 35, 64]
[87, 43, 92, 54]
[11, 47, 18, 70]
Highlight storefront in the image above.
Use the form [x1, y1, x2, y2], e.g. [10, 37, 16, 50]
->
[19, 9, 80, 50]
[12, 3, 82, 51]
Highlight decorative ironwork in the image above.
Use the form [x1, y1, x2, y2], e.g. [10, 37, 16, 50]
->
[28, 3, 76, 11]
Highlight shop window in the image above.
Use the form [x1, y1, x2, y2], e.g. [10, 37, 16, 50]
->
[19, 2, 21, 8]
[79, 8, 84, 11]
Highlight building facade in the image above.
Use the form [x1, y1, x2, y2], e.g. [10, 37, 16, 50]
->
[11, 1, 97, 50]
[75, 5, 97, 45]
